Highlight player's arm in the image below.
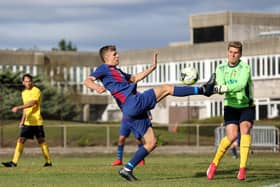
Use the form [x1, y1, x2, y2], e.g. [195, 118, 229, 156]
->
[84, 76, 106, 94]
[214, 66, 227, 94]
[214, 65, 250, 93]
[130, 52, 157, 83]
[11, 100, 38, 113]
[19, 110, 26, 128]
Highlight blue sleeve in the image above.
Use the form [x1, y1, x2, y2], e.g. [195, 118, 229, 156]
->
[90, 64, 107, 79]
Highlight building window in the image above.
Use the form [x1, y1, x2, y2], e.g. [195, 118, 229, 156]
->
[193, 26, 224, 44]
[272, 56, 276, 76]
[256, 58, 261, 76]
[262, 58, 265, 76]
[267, 57, 271, 76]
[251, 58, 255, 77]
[278, 57, 280, 75]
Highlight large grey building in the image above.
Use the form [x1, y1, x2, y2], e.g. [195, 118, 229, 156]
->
[1, 11, 280, 124]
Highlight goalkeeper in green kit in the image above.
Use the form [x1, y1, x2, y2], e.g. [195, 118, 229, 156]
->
[207, 41, 255, 181]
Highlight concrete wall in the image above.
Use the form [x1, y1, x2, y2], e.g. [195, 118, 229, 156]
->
[120, 37, 280, 65]
[189, 11, 280, 42]
[1, 38, 279, 68]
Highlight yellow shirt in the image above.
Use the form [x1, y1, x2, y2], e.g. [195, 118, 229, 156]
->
[22, 86, 43, 126]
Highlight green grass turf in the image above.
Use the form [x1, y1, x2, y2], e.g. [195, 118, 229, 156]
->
[0, 153, 279, 187]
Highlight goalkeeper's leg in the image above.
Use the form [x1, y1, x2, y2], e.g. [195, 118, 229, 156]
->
[238, 121, 253, 180]
[207, 124, 238, 180]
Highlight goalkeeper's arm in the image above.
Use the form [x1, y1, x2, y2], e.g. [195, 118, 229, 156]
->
[214, 85, 228, 94]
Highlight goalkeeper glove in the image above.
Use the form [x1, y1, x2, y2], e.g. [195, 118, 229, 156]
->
[214, 85, 227, 94]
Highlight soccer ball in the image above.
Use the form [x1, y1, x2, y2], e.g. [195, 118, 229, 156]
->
[180, 67, 198, 85]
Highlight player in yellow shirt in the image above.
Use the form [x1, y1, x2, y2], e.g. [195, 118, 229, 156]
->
[2, 74, 52, 167]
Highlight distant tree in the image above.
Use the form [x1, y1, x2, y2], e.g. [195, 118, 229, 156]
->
[40, 83, 81, 120]
[0, 70, 80, 121]
[59, 39, 66, 51]
[0, 71, 22, 119]
[52, 38, 77, 51]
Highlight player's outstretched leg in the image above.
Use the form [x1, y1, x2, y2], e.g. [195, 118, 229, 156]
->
[201, 73, 216, 97]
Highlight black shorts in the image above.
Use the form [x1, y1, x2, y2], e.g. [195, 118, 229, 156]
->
[224, 106, 255, 126]
[20, 125, 45, 139]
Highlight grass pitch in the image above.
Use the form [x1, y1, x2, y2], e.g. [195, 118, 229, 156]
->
[0, 153, 279, 187]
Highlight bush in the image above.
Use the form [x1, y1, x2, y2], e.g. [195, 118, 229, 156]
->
[0, 70, 80, 121]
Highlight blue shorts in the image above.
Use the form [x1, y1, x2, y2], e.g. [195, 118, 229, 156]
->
[122, 89, 156, 118]
[224, 106, 255, 126]
[121, 113, 152, 138]
[120, 119, 141, 139]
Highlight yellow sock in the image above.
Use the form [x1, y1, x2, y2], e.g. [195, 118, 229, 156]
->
[12, 142, 24, 164]
[240, 134, 251, 168]
[40, 142, 52, 164]
[212, 136, 232, 166]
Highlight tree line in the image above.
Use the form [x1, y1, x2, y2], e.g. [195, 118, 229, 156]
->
[0, 70, 81, 121]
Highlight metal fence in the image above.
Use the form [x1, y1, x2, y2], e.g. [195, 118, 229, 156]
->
[215, 126, 280, 152]
[0, 123, 218, 149]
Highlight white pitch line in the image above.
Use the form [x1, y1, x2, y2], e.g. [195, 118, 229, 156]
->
[262, 183, 280, 187]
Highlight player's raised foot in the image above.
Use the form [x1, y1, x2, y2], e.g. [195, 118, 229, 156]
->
[43, 162, 52, 167]
[119, 167, 138, 182]
[112, 159, 122, 166]
[237, 168, 246, 180]
[2, 161, 17, 167]
[206, 162, 217, 180]
[202, 73, 216, 97]
[138, 160, 145, 166]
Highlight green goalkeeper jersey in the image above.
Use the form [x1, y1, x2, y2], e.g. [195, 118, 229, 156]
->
[215, 60, 254, 108]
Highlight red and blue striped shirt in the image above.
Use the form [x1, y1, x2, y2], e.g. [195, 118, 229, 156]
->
[90, 64, 136, 107]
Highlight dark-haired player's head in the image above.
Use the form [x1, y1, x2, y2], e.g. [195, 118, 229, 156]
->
[22, 74, 33, 89]
[99, 45, 119, 66]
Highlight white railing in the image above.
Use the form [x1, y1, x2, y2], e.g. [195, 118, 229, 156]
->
[215, 125, 280, 152]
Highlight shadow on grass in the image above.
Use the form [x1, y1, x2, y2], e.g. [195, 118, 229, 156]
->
[194, 168, 280, 183]
[194, 169, 237, 179]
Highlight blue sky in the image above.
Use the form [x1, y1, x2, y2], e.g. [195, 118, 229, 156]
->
[0, 0, 279, 51]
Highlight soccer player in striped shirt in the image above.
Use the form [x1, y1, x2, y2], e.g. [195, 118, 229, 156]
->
[84, 45, 215, 181]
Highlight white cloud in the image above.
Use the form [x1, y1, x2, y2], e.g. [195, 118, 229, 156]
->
[0, 0, 279, 51]
[0, 0, 151, 6]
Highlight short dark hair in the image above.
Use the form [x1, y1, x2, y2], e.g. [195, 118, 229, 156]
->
[228, 41, 242, 55]
[22, 74, 33, 81]
[99, 45, 116, 62]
